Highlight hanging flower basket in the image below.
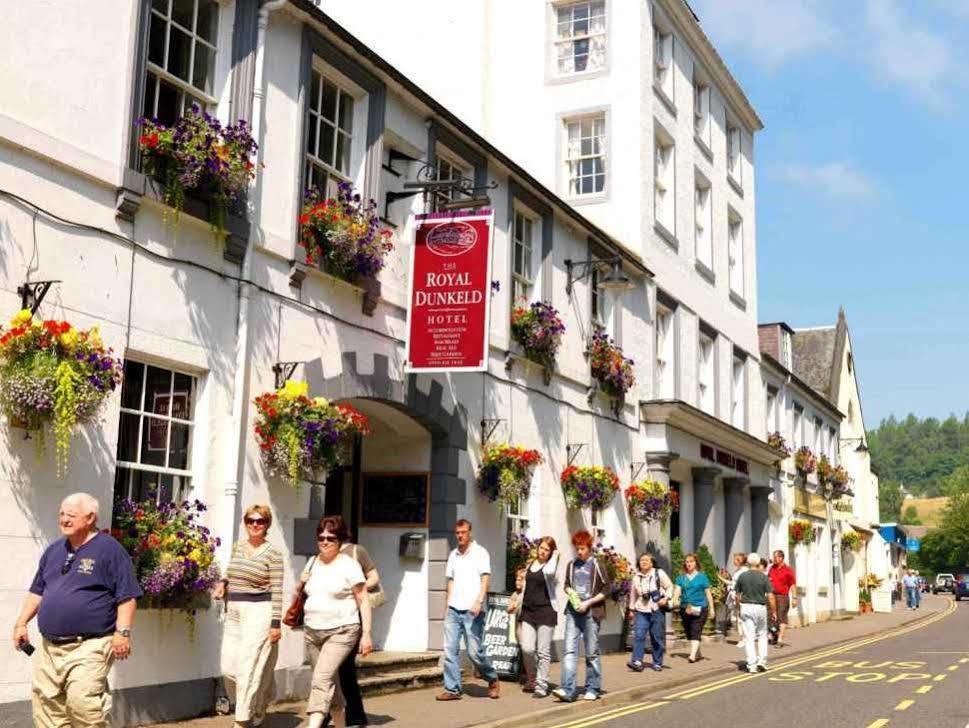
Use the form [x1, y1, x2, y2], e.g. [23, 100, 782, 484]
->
[588, 331, 635, 415]
[506, 532, 538, 585]
[624, 480, 675, 524]
[560, 464, 620, 511]
[860, 573, 883, 590]
[767, 431, 791, 457]
[510, 301, 565, 384]
[595, 545, 632, 604]
[299, 183, 393, 283]
[829, 464, 850, 491]
[794, 446, 817, 475]
[253, 380, 371, 487]
[0, 309, 122, 475]
[477, 443, 543, 510]
[112, 497, 221, 619]
[789, 518, 814, 546]
[817, 454, 833, 484]
[841, 530, 861, 552]
[138, 105, 257, 239]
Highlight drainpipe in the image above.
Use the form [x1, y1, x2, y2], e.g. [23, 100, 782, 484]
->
[219, 0, 288, 567]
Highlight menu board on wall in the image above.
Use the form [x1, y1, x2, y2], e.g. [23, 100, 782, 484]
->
[359, 472, 430, 527]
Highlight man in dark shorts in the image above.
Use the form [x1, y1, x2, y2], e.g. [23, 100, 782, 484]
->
[767, 550, 796, 646]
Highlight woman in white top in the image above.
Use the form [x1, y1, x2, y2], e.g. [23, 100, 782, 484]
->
[297, 516, 373, 728]
[627, 553, 673, 672]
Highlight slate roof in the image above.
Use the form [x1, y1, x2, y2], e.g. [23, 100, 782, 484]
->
[791, 326, 837, 401]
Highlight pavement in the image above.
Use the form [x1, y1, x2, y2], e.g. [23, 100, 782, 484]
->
[149, 597, 949, 728]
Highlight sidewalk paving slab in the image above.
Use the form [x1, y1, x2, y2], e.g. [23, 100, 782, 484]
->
[148, 597, 948, 728]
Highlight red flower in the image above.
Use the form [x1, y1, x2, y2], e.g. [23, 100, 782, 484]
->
[139, 132, 159, 149]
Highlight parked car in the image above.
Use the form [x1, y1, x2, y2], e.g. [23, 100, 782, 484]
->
[954, 575, 969, 601]
[934, 573, 955, 594]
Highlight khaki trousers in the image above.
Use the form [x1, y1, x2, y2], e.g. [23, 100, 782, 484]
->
[220, 600, 279, 722]
[304, 624, 360, 715]
[32, 636, 114, 728]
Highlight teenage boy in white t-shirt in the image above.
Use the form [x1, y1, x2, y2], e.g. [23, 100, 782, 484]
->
[436, 519, 500, 701]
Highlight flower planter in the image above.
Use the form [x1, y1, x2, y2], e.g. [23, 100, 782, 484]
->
[625, 480, 676, 524]
[588, 331, 635, 417]
[794, 447, 817, 476]
[510, 301, 564, 385]
[560, 464, 620, 511]
[477, 443, 542, 510]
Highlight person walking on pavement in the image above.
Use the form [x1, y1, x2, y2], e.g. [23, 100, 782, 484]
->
[672, 553, 714, 663]
[902, 569, 919, 610]
[718, 553, 748, 649]
[510, 536, 559, 698]
[297, 516, 373, 728]
[627, 553, 672, 673]
[553, 530, 610, 703]
[437, 519, 500, 701]
[734, 553, 776, 673]
[766, 550, 796, 647]
[213, 504, 284, 728]
[13, 493, 142, 727]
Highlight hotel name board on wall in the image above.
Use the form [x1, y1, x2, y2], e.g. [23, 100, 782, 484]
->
[793, 487, 828, 519]
[405, 210, 494, 372]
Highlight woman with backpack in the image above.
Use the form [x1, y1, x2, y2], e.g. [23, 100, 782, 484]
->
[627, 553, 673, 672]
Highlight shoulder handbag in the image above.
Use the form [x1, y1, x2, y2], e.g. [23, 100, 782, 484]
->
[283, 556, 316, 628]
[354, 545, 386, 610]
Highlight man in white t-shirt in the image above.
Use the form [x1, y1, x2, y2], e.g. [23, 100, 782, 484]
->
[436, 519, 500, 701]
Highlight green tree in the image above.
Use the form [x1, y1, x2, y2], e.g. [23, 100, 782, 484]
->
[942, 464, 969, 496]
[695, 544, 725, 604]
[879, 479, 905, 521]
[900, 505, 922, 525]
[913, 493, 969, 574]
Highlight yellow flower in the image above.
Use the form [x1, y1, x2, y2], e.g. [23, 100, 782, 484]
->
[59, 330, 80, 350]
[87, 326, 103, 348]
[279, 380, 309, 400]
[313, 396, 330, 408]
[11, 309, 32, 327]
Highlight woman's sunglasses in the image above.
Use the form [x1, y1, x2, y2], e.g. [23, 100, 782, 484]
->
[245, 518, 267, 526]
[317, 534, 339, 543]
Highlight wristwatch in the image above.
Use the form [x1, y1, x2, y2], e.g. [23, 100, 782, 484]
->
[116, 628, 132, 638]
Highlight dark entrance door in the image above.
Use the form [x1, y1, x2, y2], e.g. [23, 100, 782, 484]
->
[323, 436, 362, 538]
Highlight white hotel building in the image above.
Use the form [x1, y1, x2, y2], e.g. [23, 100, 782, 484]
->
[1, 0, 782, 722]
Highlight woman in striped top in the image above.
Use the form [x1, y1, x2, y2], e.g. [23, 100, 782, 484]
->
[213, 504, 284, 728]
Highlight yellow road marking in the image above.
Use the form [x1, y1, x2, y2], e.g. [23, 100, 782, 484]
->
[933, 674, 947, 682]
[895, 700, 914, 711]
[547, 701, 668, 728]
[961, 658, 969, 664]
[947, 665, 959, 671]
[866, 720, 890, 728]
[916, 685, 933, 694]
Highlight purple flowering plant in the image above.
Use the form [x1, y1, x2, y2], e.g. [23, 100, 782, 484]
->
[138, 105, 257, 239]
[560, 464, 620, 511]
[624, 480, 675, 524]
[299, 182, 394, 282]
[588, 330, 635, 411]
[510, 301, 565, 382]
[111, 496, 221, 615]
[0, 310, 121, 475]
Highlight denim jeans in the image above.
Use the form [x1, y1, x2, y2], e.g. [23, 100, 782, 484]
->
[442, 607, 498, 694]
[630, 610, 666, 667]
[906, 587, 918, 608]
[559, 608, 601, 698]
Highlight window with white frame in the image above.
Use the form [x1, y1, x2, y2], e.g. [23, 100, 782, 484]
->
[555, 1, 606, 75]
[144, 0, 220, 125]
[653, 26, 673, 100]
[305, 69, 355, 198]
[731, 353, 746, 429]
[829, 427, 837, 462]
[654, 128, 675, 232]
[698, 331, 715, 414]
[506, 490, 529, 537]
[766, 385, 778, 434]
[793, 403, 804, 447]
[813, 416, 822, 454]
[512, 209, 536, 303]
[727, 123, 742, 185]
[728, 211, 745, 297]
[114, 361, 197, 507]
[694, 174, 712, 269]
[655, 305, 675, 399]
[693, 73, 711, 146]
[820, 418, 828, 459]
[590, 262, 615, 331]
[431, 151, 471, 212]
[590, 507, 606, 544]
[565, 115, 606, 197]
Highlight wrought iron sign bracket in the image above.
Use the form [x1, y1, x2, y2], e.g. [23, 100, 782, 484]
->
[272, 361, 303, 390]
[479, 418, 505, 447]
[566, 443, 587, 467]
[630, 461, 647, 483]
[18, 280, 60, 314]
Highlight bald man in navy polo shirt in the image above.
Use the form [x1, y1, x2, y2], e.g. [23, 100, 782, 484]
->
[13, 492, 142, 727]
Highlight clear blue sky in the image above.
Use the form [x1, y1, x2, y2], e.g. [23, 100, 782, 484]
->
[691, 0, 969, 429]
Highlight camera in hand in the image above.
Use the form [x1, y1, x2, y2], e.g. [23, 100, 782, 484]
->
[19, 642, 35, 656]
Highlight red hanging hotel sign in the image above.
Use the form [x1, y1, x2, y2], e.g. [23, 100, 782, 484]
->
[405, 209, 494, 372]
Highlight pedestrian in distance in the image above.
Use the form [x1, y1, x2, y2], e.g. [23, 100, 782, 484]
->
[436, 519, 500, 701]
[766, 550, 796, 647]
[671, 552, 714, 663]
[913, 570, 922, 607]
[13, 493, 142, 728]
[295, 515, 373, 728]
[508, 536, 560, 698]
[213, 504, 284, 728]
[718, 552, 748, 649]
[553, 530, 610, 703]
[627, 553, 673, 673]
[734, 553, 776, 673]
[902, 569, 919, 610]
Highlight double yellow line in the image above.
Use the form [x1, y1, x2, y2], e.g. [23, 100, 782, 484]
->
[546, 599, 957, 727]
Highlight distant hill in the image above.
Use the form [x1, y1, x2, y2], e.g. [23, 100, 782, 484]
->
[868, 414, 969, 497]
[899, 497, 948, 528]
